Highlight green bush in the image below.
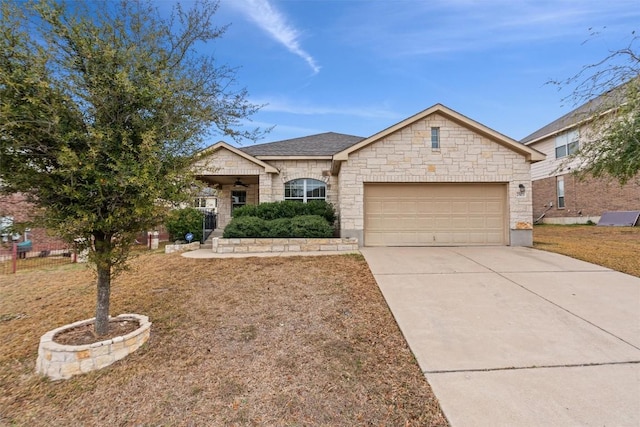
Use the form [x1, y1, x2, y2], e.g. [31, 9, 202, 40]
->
[231, 204, 259, 218]
[223, 215, 333, 238]
[268, 218, 292, 237]
[305, 200, 336, 225]
[232, 200, 336, 225]
[165, 208, 203, 242]
[222, 216, 268, 238]
[290, 215, 334, 238]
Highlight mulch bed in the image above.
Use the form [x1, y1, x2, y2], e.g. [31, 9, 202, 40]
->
[53, 319, 140, 346]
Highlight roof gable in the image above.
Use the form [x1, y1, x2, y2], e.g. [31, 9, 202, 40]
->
[196, 141, 278, 173]
[521, 80, 631, 145]
[334, 104, 544, 162]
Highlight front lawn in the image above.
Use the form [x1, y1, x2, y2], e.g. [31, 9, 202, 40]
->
[0, 252, 447, 426]
[533, 224, 640, 277]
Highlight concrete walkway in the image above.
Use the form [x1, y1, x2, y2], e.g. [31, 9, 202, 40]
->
[361, 246, 640, 427]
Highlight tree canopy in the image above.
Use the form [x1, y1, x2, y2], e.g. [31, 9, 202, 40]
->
[0, 0, 263, 334]
[553, 31, 639, 185]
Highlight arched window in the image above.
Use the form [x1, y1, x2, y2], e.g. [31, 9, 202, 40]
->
[284, 178, 326, 203]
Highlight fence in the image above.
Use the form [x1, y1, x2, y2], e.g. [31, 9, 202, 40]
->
[0, 242, 76, 274]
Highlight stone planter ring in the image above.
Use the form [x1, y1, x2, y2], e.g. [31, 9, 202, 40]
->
[36, 314, 151, 380]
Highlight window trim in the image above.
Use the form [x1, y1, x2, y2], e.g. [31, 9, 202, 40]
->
[284, 178, 326, 203]
[555, 130, 579, 159]
[556, 176, 565, 209]
[431, 127, 440, 150]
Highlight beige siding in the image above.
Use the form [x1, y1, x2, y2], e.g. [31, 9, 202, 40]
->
[529, 131, 583, 181]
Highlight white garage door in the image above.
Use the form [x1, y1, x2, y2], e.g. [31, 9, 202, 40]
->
[364, 183, 508, 246]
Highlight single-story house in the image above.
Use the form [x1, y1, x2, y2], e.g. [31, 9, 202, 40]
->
[521, 90, 640, 224]
[193, 104, 545, 246]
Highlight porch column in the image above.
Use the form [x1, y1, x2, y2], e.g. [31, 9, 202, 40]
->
[259, 172, 274, 203]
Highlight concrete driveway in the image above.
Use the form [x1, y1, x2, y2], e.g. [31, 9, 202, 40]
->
[361, 246, 640, 427]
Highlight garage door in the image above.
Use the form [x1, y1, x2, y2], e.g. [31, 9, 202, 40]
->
[364, 183, 507, 246]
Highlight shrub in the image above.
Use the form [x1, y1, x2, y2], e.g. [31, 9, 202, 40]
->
[268, 218, 292, 237]
[232, 201, 336, 225]
[222, 216, 268, 238]
[231, 204, 259, 218]
[290, 215, 334, 238]
[165, 208, 203, 242]
[305, 200, 336, 225]
[223, 215, 333, 238]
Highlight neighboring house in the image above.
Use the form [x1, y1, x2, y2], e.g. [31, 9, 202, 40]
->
[0, 192, 65, 247]
[193, 104, 544, 246]
[521, 91, 640, 224]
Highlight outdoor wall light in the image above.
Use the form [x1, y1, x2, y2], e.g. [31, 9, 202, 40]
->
[518, 184, 526, 196]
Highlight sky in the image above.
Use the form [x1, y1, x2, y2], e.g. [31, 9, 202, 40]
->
[199, 0, 639, 147]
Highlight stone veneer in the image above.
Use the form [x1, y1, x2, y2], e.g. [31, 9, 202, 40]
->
[337, 113, 534, 245]
[164, 241, 201, 254]
[36, 314, 151, 380]
[211, 237, 358, 254]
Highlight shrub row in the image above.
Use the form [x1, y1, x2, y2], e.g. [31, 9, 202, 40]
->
[232, 200, 336, 225]
[223, 215, 333, 238]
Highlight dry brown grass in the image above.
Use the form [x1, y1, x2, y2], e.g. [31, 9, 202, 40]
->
[0, 252, 447, 426]
[533, 225, 640, 277]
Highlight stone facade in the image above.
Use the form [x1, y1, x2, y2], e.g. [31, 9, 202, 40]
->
[338, 113, 533, 244]
[211, 237, 358, 254]
[193, 106, 540, 246]
[267, 159, 336, 203]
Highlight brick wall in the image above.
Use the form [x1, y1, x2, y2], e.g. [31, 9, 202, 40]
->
[0, 193, 66, 248]
[533, 174, 640, 221]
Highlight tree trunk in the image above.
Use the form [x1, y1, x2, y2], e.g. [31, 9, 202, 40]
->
[94, 234, 112, 336]
[95, 263, 111, 336]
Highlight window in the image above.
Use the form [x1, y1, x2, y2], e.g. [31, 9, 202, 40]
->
[231, 191, 246, 214]
[0, 216, 13, 243]
[193, 198, 207, 208]
[284, 178, 326, 203]
[431, 127, 440, 149]
[556, 176, 565, 209]
[555, 130, 579, 158]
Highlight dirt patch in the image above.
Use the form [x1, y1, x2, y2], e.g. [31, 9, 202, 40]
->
[534, 225, 640, 277]
[0, 252, 448, 426]
[53, 319, 140, 346]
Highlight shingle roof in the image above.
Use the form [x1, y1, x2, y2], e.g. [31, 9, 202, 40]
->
[521, 82, 630, 145]
[238, 132, 365, 157]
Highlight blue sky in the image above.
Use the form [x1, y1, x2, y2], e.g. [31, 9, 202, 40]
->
[203, 0, 639, 146]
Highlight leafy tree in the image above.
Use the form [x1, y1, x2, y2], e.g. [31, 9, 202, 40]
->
[0, 0, 263, 335]
[552, 30, 639, 185]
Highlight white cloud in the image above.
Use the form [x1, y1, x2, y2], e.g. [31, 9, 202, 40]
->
[230, 0, 320, 74]
[254, 97, 402, 120]
[338, 0, 640, 56]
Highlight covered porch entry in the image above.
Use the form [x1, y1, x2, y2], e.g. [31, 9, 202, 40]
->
[195, 174, 261, 231]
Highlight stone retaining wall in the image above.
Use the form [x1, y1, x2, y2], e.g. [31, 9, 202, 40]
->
[165, 242, 201, 254]
[212, 237, 359, 254]
[36, 314, 151, 380]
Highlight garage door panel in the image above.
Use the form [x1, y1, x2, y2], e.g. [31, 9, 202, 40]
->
[364, 183, 507, 246]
